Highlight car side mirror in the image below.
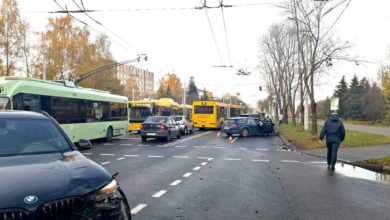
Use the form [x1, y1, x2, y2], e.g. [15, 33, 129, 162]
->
[78, 139, 92, 151]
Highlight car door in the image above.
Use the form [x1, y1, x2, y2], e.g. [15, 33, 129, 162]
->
[170, 118, 180, 136]
[247, 118, 258, 135]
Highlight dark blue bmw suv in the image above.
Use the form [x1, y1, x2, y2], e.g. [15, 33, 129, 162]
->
[0, 111, 131, 220]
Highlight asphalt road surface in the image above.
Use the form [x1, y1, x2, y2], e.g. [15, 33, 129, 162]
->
[83, 130, 390, 220]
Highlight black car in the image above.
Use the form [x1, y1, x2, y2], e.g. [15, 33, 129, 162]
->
[140, 116, 181, 142]
[0, 111, 131, 220]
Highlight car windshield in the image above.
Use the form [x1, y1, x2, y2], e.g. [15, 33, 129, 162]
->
[144, 116, 167, 123]
[0, 97, 10, 110]
[0, 118, 71, 157]
[175, 116, 183, 121]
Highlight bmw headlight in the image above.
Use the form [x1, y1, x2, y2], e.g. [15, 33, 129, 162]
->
[92, 179, 120, 206]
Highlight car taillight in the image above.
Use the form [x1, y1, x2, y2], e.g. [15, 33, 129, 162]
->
[160, 124, 165, 130]
[140, 124, 143, 130]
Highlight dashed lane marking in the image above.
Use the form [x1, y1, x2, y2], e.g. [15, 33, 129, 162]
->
[310, 161, 327, 164]
[255, 148, 268, 151]
[236, 147, 247, 150]
[117, 157, 125, 161]
[281, 160, 300, 163]
[120, 144, 133, 146]
[172, 156, 189, 159]
[201, 162, 208, 166]
[197, 156, 210, 160]
[101, 161, 111, 165]
[148, 155, 164, 158]
[164, 131, 213, 147]
[83, 153, 92, 155]
[100, 153, 115, 156]
[193, 166, 201, 171]
[230, 137, 239, 144]
[174, 146, 188, 148]
[170, 180, 182, 186]
[212, 146, 226, 149]
[252, 159, 269, 162]
[194, 146, 206, 148]
[207, 158, 214, 161]
[124, 154, 139, 157]
[103, 143, 114, 146]
[138, 144, 150, 147]
[131, 204, 148, 215]
[152, 190, 167, 198]
[183, 173, 192, 178]
[224, 158, 241, 161]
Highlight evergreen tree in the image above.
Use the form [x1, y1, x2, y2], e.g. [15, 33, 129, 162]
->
[201, 88, 209, 101]
[186, 76, 199, 104]
[360, 77, 371, 120]
[362, 83, 385, 121]
[348, 75, 363, 120]
[333, 75, 349, 119]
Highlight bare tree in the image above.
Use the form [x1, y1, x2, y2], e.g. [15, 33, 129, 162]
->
[282, 0, 351, 135]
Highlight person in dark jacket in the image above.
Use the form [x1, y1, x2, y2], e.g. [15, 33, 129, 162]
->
[319, 112, 346, 170]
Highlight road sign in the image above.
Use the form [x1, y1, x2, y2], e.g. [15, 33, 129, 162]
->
[331, 98, 339, 111]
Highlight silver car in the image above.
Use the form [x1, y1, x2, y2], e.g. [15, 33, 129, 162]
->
[174, 116, 194, 135]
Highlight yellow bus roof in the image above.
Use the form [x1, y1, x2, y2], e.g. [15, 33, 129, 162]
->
[193, 101, 227, 107]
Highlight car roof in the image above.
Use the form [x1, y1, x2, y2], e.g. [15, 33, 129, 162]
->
[0, 110, 48, 120]
[227, 117, 250, 120]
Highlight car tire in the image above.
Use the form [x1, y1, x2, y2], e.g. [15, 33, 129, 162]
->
[190, 127, 194, 134]
[141, 136, 147, 142]
[118, 189, 131, 220]
[177, 134, 181, 139]
[241, 128, 249, 137]
[184, 127, 188, 135]
[165, 133, 171, 142]
[105, 127, 113, 142]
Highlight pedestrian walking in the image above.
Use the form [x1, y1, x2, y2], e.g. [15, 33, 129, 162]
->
[278, 114, 283, 127]
[319, 112, 346, 170]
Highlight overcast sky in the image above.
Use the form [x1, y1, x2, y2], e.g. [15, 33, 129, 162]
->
[18, 0, 390, 107]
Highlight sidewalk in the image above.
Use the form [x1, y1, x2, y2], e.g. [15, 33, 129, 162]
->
[303, 144, 390, 163]
[318, 120, 390, 137]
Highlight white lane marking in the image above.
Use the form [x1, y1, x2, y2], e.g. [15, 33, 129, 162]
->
[175, 146, 188, 148]
[197, 156, 210, 160]
[193, 166, 201, 171]
[207, 158, 214, 161]
[252, 159, 269, 162]
[173, 156, 189, 159]
[201, 162, 208, 166]
[236, 147, 247, 150]
[103, 143, 114, 146]
[212, 146, 225, 149]
[224, 158, 241, 161]
[164, 131, 213, 147]
[117, 157, 125, 161]
[310, 161, 327, 164]
[101, 161, 111, 165]
[83, 153, 92, 155]
[281, 160, 300, 163]
[230, 137, 239, 144]
[194, 146, 206, 148]
[138, 144, 150, 147]
[100, 153, 115, 156]
[255, 148, 268, 151]
[170, 180, 182, 186]
[183, 172, 192, 178]
[120, 144, 133, 146]
[148, 155, 164, 158]
[152, 190, 167, 198]
[124, 154, 140, 157]
[277, 149, 288, 152]
[131, 204, 148, 215]
[117, 137, 139, 140]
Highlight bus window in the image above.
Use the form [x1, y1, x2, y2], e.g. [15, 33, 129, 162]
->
[70, 99, 87, 123]
[0, 97, 10, 110]
[194, 106, 214, 114]
[52, 98, 71, 124]
[130, 105, 152, 122]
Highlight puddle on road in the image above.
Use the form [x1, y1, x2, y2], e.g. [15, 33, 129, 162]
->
[333, 163, 390, 183]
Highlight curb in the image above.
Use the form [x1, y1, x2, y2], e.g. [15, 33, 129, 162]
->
[276, 129, 390, 173]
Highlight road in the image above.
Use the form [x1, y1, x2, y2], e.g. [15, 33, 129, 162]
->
[318, 120, 390, 137]
[83, 131, 390, 220]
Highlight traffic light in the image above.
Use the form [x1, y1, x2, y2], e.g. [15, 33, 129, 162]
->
[259, 85, 262, 91]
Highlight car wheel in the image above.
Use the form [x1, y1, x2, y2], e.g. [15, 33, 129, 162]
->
[118, 189, 131, 220]
[177, 133, 181, 139]
[190, 127, 194, 134]
[184, 127, 188, 135]
[141, 136, 147, 142]
[105, 127, 113, 142]
[165, 133, 171, 142]
[241, 128, 249, 137]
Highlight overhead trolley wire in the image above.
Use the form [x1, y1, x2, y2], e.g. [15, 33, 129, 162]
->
[218, 0, 232, 65]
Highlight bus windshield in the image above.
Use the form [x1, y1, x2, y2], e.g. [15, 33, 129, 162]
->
[0, 97, 10, 110]
[130, 106, 153, 122]
[194, 106, 214, 114]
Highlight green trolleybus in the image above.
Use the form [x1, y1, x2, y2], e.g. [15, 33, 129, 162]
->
[0, 77, 128, 143]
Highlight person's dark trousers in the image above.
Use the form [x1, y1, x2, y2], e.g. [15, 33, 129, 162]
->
[326, 141, 340, 167]
[279, 120, 282, 127]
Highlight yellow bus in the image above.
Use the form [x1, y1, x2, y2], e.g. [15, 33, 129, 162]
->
[192, 101, 227, 130]
[128, 98, 181, 132]
[228, 104, 244, 118]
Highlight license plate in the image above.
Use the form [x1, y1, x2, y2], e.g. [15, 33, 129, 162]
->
[147, 133, 156, 136]
[224, 126, 229, 129]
